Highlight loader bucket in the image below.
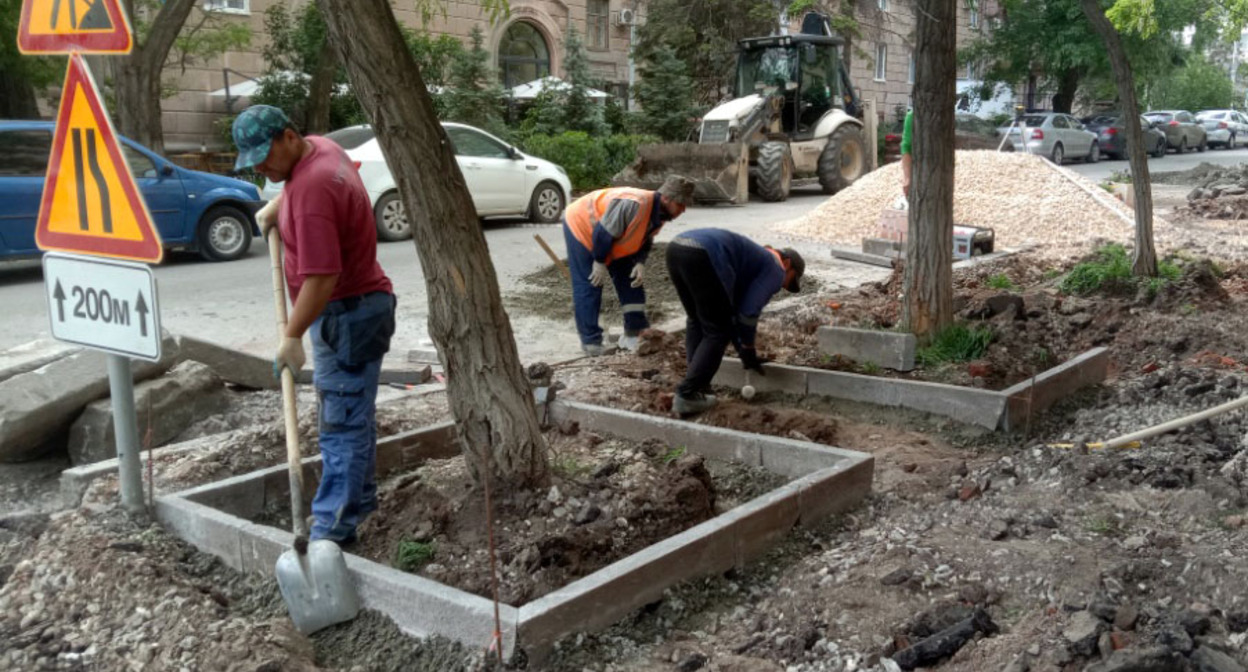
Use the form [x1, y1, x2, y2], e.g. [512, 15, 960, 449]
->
[611, 142, 749, 204]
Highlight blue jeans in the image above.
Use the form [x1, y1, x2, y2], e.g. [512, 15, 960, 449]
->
[308, 291, 394, 542]
[563, 222, 649, 345]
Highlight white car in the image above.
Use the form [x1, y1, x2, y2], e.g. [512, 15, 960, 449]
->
[1196, 110, 1248, 149]
[261, 123, 572, 241]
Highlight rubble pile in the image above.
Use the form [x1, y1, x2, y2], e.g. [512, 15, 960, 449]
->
[775, 152, 1137, 257]
[1181, 164, 1248, 220]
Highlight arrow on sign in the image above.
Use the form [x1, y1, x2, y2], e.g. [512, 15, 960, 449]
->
[135, 291, 149, 337]
[52, 280, 66, 321]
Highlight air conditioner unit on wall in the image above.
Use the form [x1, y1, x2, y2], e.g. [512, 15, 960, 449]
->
[616, 8, 636, 26]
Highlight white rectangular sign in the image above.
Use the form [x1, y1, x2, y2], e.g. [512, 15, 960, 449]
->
[43, 252, 161, 361]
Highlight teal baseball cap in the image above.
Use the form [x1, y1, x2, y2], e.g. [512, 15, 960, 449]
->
[232, 105, 292, 171]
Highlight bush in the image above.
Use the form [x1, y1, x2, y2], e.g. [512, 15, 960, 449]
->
[987, 273, 1017, 291]
[521, 132, 659, 192]
[916, 324, 994, 367]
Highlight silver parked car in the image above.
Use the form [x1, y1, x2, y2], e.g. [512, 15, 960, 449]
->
[1144, 110, 1208, 153]
[1196, 109, 1248, 149]
[997, 112, 1100, 165]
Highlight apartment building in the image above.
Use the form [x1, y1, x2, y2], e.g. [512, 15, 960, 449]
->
[163, 0, 643, 151]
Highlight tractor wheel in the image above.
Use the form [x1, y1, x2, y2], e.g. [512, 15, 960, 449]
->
[755, 141, 792, 202]
[817, 124, 868, 195]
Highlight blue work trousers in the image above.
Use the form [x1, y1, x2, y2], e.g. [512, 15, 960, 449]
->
[308, 291, 395, 543]
[563, 222, 649, 345]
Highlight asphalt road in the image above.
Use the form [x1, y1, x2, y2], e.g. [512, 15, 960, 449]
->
[0, 185, 888, 364]
[1067, 142, 1248, 182]
[3, 144, 1245, 365]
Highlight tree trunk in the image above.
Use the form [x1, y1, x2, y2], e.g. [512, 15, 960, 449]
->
[903, 0, 957, 343]
[1079, 0, 1157, 276]
[114, 0, 197, 154]
[1051, 68, 1080, 114]
[316, 0, 549, 491]
[0, 69, 41, 119]
[304, 39, 337, 134]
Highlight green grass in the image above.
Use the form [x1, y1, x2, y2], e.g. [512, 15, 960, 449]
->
[987, 273, 1018, 291]
[916, 324, 994, 367]
[394, 539, 436, 572]
[1083, 515, 1125, 537]
[1108, 169, 1133, 184]
[660, 446, 687, 465]
[860, 361, 881, 375]
[1060, 244, 1183, 297]
[552, 454, 589, 479]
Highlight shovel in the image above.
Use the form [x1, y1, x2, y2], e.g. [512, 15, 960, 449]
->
[265, 225, 360, 635]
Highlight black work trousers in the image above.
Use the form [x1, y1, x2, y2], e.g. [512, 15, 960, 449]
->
[666, 243, 735, 397]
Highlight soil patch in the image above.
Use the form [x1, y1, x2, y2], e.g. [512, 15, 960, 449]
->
[256, 427, 787, 607]
[506, 243, 680, 324]
[1152, 161, 1247, 186]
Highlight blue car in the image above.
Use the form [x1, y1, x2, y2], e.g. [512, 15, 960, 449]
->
[0, 120, 261, 262]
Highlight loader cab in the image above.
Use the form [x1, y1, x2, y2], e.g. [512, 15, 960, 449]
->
[736, 34, 847, 141]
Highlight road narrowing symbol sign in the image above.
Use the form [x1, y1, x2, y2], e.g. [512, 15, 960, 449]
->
[43, 253, 162, 361]
[36, 54, 164, 263]
[17, 0, 133, 54]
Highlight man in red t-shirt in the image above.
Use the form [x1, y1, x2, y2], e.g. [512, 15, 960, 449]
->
[234, 105, 395, 545]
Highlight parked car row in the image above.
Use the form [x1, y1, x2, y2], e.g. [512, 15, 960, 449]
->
[0, 119, 573, 263]
[994, 107, 1248, 166]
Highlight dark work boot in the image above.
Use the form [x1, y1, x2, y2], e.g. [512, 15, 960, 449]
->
[673, 392, 717, 416]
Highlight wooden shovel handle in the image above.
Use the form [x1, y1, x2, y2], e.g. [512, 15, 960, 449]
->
[268, 230, 309, 541]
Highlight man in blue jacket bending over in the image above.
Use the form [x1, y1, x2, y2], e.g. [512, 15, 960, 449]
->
[666, 228, 805, 416]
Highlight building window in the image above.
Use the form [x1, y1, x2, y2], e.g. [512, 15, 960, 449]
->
[878, 0, 889, 10]
[588, 0, 609, 51]
[908, 52, 915, 84]
[970, 6, 980, 28]
[964, 60, 979, 80]
[204, 0, 248, 13]
[874, 43, 887, 81]
[498, 21, 551, 89]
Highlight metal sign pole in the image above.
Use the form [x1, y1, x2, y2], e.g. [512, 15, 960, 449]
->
[107, 354, 144, 512]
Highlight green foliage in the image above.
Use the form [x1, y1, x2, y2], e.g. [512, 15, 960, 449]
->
[442, 25, 509, 135]
[254, 2, 362, 131]
[1060, 244, 1183, 295]
[1061, 244, 1134, 295]
[987, 274, 1017, 291]
[1108, 170, 1133, 184]
[520, 132, 659, 191]
[560, 26, 606, 136]
[860, 361, 881, 375]
[394, 539, 436, 572]
[403, 29, 466, 90]
[170, 9, 251, 75]
[916, 325, 994, 367]
[633, 0, 780, 107]
[1151, 56, 1235, 111]
[660, 446, 687, 465]
[552, 454, 589, 479]
[0, 0, 63, 117]
[632, 44, 703, 142]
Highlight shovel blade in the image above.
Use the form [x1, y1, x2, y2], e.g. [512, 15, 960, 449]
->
[276, 539, 361, 635]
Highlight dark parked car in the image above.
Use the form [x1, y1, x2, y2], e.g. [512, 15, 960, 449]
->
[0, 120, 261, 262]
[1143, 110, 1208, 153]
[1082, 115, 1168, 160]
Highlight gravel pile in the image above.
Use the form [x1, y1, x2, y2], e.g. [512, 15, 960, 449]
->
[775, 151, 1137, 257]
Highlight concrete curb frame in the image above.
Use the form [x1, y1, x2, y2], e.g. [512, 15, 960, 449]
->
[712, 347, 1110, 431]
[154, 401, 873, 662]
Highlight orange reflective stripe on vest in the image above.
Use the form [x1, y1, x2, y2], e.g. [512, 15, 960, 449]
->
[565, 187, 656, 264]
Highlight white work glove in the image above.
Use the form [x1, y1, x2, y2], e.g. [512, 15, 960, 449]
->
[273, 336, 306, 379]
[629, 262, 645, 288]
[589, 261, 610, 288]
[257, 195, 281, 239]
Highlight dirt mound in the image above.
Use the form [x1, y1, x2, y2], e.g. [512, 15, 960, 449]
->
[774, 151, 1134, 257]
[505, 243, 680, 324]
[699, 403, 839, 445]
[349, 431, 779, 606]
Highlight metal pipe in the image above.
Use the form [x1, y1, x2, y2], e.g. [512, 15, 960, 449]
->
[108, 354, 145, 513]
